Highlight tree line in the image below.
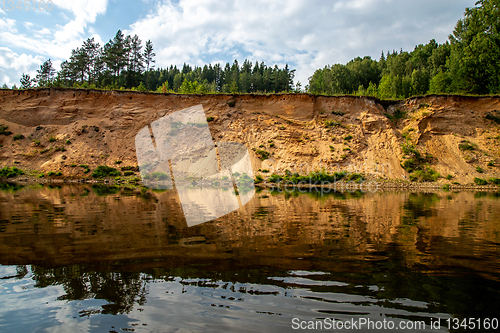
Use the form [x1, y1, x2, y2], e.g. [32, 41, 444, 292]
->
[13, 30, 296, 94]
[5, 0, 499, 98]
[308, 0, 500, 98]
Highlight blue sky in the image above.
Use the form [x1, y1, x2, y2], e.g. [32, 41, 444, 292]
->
[0, 0, 477, 88]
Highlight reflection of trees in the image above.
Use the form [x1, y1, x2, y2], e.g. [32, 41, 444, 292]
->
[31, 265, 148, 315]
[402, 193, 440, 225]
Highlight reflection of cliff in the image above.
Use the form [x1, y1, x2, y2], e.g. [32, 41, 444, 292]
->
[0, 186, 500, 279]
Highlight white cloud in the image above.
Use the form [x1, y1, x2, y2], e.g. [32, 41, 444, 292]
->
[127, 0, 475, 86]
[0, 47, 45, 86]
[0, 0, 108, 85]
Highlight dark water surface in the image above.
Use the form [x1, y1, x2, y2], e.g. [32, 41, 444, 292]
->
[0, 184, 499, 332]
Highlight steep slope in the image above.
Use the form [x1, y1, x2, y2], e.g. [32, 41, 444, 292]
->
[0, 88, 499, 184]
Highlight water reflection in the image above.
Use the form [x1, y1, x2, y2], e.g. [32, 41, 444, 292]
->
[0, 185, 500, 332]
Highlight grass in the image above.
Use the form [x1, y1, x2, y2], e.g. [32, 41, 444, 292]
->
[324, 120, 342, 128]
[65, 140, 71, 144]
[33, 139, 41, 146]
[0, 166, 24, 178]
[13, 134, 24, 140]
[91, 165, 121, 178]
[48, 136, 57, 143]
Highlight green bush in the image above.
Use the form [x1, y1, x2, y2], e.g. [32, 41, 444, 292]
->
[91, 165, 121, 178]
[207, 116, 214, 122]
[488, 178, 500, 185]
[48, 136, 57, 143]
[123, 171, 135, 176]
[0, 166, 24, 178]
[255, 149, 270, 160]
[0, 124, 12, 136]
[344, 134, 353, 141]
[476, 166, 484, 173]
[13, 134, 24, 140]
[458, 140, 475, 151]
[261, 169, 269, 173]
[332, 110, 345, 116]
[65, 140, 71, 145]
[227, 101, 235, 107]
[55, 171, 62, 176]
[409, 167, 439, 182]
[121, 166, 136, 171]
[268, 174, 283, 183]
[151, 172, 169, 180]
[115, 160, 122, 164]
[474, 178, 488, 185]
[254, 175, 263, 183]
[324, 120, 342, 128]
[47, 171, 56, 177]
[488, 160, 495, 167]
[33, 139, 41, 146]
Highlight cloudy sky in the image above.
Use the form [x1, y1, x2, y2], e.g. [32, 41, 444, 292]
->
[0, 0, 477, 88]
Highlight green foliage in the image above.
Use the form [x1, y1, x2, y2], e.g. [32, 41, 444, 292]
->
[442, 184, 451, 191]
[446, 174, 453, 180]
[268, 174, 283, 183]
[0, 124, 12, 136]
[488, 160, 495, 167]
[409, 167, 440, 182]
[474, 177, 488, 185]
[458, 140, 476, 151]
[13, 134, 24, 140]
[0, 166, 24, 178]
[150, 172, 169, 180]
[254, 175, 264, 183]
[489, 178, 500, 185]
[344, 134, 353, 141]
[324, 120, 342, 128]
[485, 111, 500, 124]
[123, 171, 135, 176]
[48, 136, 57, 143]
[476, 166, 484, 173]
[47, 171, 56, 176]
[33, 139, 41, 146]
[255, 149, 270, 160]
[91, 165, 121, 178]
[332, 110, 345, 116]
[121, 166, 137, 171]
[227, 101, 236, 107]
[260, 169, 269, 173]
[115, 160, 122, 164]
[206, 116, 214, 122]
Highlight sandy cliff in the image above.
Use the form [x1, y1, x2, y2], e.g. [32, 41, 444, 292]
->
[0, 88, 499, 184]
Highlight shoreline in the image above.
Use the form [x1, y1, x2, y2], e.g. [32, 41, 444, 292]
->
[2, 175, 499, 192]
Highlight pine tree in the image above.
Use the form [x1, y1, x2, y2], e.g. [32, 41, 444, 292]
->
[35, 59, 55, 86]
[20, 74, 33, 89]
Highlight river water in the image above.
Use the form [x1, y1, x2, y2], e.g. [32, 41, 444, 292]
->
[0, 184, 499, 332]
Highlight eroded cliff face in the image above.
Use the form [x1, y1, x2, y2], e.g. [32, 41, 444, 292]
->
[0, 88, 499, 183]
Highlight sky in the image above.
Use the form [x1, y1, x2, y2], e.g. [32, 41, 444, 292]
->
[0, 0, 477, 89]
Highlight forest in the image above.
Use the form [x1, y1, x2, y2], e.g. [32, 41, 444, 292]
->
[6, 0, 500, 98]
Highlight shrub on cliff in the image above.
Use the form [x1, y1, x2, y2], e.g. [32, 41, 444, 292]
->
[91, 165, 121, 178]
